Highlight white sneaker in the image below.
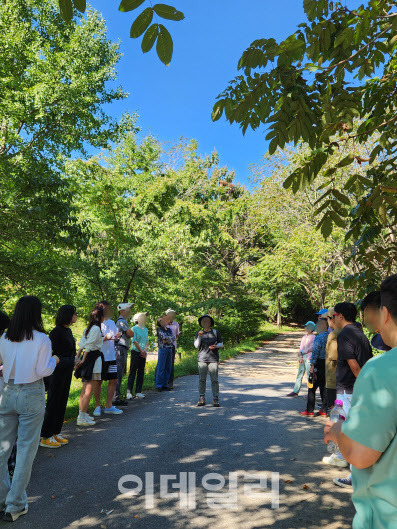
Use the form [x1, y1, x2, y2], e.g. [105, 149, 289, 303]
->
[322, 453, 348, 467]
[93, 406, 102, 417]
[126, 391, 133, 400]
[77, 415, 94, 427]
[104, 406, 123, 415]
[135, 393, 146, 399]
[3, 505, 28, 522]
[85, 413, 95, 423]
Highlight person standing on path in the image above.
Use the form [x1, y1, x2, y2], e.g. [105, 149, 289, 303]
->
[0, 296, 59, 522]
[127, 312, 149, 400]
[75, 307, 106, 427]
[361, 291, 391, 353]
[114, 303, 134, 406]
[324, 275, 397, 528]
[300, 316, 329, 417]
[332, 301, 373, 489]
[166, 309, 180, 389]
[286, 321, 315, 397]
[40, 305, 77, 449]
[155, 315, 174, 392]
[194, 315, 223, 408]
[93, 301, 123, 417]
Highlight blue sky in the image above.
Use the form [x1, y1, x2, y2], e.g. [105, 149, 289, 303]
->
[93, 0, 305, 185]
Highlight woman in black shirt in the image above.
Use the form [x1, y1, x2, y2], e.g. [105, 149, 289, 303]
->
[40, 305, 77, 448]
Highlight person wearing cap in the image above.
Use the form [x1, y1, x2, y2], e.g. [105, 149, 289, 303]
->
[165, 309, 180, 389]
[194, 315, 223, 407]
[287, 321, 315, 397]
[113, 303, 134, 406]
[126, 312, 149, 400]
[155, 315, 174, 392]
[322, 307, 349, 468]
[300, 316, 329, 417]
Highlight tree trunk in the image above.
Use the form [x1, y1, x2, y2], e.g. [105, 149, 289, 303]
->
[276, 293, 282, 329]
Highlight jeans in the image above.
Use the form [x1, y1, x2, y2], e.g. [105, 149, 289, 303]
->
[198, 362, 219, 398]
[0, 379, 45, 513]
[293, 357, 310, 394]
[114, 344, 128, 398]
[307, 359, 327, 414]
[127, 350, 146, 394]
[155, 348, 172, 389]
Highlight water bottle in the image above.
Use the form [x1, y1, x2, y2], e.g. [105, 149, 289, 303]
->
[327, 399, 345, 453]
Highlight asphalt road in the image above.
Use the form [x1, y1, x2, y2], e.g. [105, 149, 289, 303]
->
[14, 333, 355, 529]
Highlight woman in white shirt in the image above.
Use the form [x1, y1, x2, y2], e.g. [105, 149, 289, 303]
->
[0, 296, 59, 522]
[74, 306, 105, 426]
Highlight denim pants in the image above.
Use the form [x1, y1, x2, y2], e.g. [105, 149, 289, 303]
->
[155, 348, 172, 389]
[0, 379, 45, 513]
[198, 362, 219, 398]
[293, 356, 310, 394]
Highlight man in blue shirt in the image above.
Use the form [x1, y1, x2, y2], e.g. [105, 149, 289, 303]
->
[300, 316, 329, 417]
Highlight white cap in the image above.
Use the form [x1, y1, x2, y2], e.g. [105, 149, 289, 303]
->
[165, 308, 177, 315]
[117, 302, 134, 311]
[133, 312, 148, 322]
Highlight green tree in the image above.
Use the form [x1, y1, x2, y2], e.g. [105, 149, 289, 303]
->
[213, 0, 397, 289]
[0, 0, 126, 306]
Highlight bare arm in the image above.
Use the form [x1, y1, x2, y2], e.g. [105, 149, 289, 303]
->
[347, 358, 361, 378]
[324, 420, 382, 469]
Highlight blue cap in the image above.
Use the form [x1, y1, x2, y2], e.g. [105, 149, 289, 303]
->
[316, 309, 328, 315]
[304, 321, 316, 331]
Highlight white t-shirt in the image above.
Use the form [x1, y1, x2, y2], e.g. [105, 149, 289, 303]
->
[0, 330, 56, 384]
[101, 319, 117, 362]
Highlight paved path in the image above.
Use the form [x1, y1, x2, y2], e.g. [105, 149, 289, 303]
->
[17, 333, 354, 529]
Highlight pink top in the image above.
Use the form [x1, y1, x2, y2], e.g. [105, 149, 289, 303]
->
[299, 333, 315, 362]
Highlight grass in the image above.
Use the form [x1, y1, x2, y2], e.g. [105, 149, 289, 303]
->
[63, 322, 296, 421]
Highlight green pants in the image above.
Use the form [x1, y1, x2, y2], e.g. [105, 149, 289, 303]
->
[198, 362, 219, 398]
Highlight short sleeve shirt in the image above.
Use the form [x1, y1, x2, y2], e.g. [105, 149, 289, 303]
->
[101, 319, 117, 361]
[336, 324, 373, 393]
[116, 317, 131, 349]
[132, 325, 149, 352]
[342, 348, 397, 529]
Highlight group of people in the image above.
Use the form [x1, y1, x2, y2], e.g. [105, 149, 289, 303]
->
[288, 274, 397, 528]
[0, 295, 224, 522]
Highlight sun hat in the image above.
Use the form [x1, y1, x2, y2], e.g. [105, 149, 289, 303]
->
[198, 314, 214, 328]
[165, 308, 177, 315]
[326, 307, 335, 318]
[315, 309, 328, 315]
[304, 321, 316, 331]
[133, 312, 148, 323]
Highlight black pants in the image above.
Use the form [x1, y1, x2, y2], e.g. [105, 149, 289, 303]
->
[127, 350, 146, 394]
[41, 365, 74, 438]
[168, 346, 176, 387]
[326, 388, 337, 412]
[115, 344, 128, 398]
[307, 359, 327, 414]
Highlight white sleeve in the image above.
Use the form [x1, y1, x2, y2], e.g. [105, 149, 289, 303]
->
[35, 336, 56, 378]
[78, 331, 87, 349]
[194, 334, 201, 349]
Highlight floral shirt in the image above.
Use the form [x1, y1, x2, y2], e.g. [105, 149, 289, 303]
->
[310, 331, 329, 365]
[156, 326, 174, 348]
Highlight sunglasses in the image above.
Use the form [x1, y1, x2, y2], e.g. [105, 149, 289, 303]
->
[333, 313, 340, 317]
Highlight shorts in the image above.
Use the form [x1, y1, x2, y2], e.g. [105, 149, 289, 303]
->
[103, 360, 118, 381]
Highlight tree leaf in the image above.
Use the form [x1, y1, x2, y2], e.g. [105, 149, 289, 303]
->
[130, 8, 154, 39]
[119, 0, 145, 13]
[59, 0, 74, 21]
[72, 0, 86, 13]
[156, 24, 173, 66]
[152, 4, 184, 21]
[141, 24, 159, 53]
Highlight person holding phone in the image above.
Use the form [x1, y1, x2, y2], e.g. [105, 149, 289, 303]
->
[194, 315, 223, 408]
[92, 301, 123, 417]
